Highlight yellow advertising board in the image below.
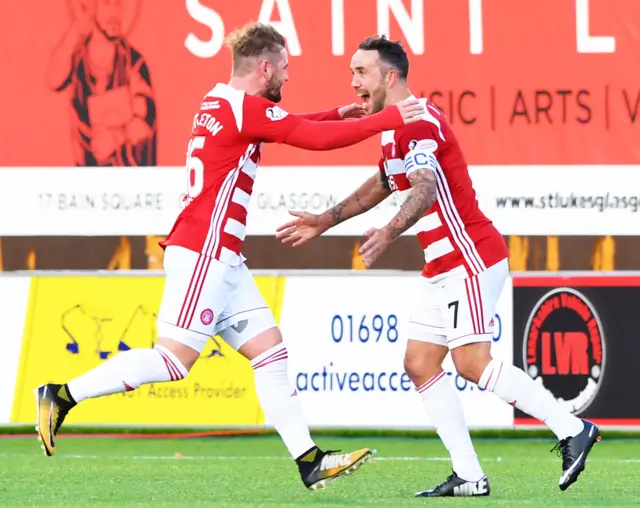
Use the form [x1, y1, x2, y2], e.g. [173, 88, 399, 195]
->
[12, 275, 284, 425]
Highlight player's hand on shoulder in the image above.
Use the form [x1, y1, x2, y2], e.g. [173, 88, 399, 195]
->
[338, 103, 366, 120]
[275, 210, 328, 247]
[396, 98, 425, 125]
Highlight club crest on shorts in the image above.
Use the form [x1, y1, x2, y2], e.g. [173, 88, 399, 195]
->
[522, 288, 606, 415]
[200, 309, 214, 325]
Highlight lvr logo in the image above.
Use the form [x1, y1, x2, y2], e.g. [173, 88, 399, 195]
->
[539, 331, 591, 375]
[523, 288, 606, 415]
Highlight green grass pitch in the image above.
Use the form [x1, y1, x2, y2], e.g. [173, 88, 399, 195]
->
[0, 435, 638, 507]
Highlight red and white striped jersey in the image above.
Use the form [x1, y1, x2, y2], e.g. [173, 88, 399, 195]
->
[379, 97, 508, 282]
[161, 83, 309, 264]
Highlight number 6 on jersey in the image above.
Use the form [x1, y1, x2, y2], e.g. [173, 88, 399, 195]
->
[186, 136, 206, 201]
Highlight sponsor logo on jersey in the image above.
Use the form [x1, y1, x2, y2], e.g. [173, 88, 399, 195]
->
[523, 288, 605, 415]
[266, 106, 289, 121]
[409, 139, 438, 153]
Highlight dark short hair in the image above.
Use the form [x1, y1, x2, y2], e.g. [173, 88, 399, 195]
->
[225, 22, 286, 74]
[358, 35, 409, 80]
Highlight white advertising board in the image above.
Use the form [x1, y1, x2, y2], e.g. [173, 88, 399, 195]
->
[1, 165, 638, 236]
[0, 276, 31, 423]
[279, 275, 514, 429]
[0, 167, 185, 237]
[253, 165, 640, 237]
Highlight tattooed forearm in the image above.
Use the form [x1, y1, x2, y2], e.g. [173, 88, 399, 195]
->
[354, 191, 368, 214]
[385, 169, 437, 240]
[328, 191, 371, 226]
[329, 201, 348, 225]
[323, 172, 392, 226]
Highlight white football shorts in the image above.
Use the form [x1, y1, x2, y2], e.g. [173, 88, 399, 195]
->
[156, 246, 276, 353]
[407, 258, 508, 349]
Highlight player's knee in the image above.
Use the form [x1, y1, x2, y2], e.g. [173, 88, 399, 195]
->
[453, 361, 481, 384]
[156, 337, 199, 372]
[237, 325, 282, 361]
[403, 351, 440, 383]
[403, 353, 421, 381]
[451, 343, 492, 384]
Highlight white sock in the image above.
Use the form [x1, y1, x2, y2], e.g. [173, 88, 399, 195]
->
[479, 359, 584, 440]
[66, 346, 188, 403]
[416, 371, 484, 482]
[251, 343, 315, 459]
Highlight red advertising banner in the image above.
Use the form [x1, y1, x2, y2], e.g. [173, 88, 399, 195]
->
[1, 0, 639, 167]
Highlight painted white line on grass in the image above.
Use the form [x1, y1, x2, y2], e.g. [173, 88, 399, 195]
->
[1, 454, 638, 463]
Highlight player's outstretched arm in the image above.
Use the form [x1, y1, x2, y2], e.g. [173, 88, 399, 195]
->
[282, 100, 424, 150]
[322, 172, 391, 228]
[276, 172, 391, 247]
[358, 168, 437, 268]
[297, 103, 365, 121]
[384, 169, 437, 239]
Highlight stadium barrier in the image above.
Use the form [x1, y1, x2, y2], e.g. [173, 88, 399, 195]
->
[1, 270, 638, 430]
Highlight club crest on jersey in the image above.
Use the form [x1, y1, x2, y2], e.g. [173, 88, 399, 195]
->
[266, 106, 288, 121]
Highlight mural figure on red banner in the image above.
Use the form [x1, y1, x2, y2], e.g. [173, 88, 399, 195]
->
[47, 0, 156, 166]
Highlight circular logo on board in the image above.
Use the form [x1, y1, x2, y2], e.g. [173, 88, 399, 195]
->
[523, 288, 605, 415]
[200, 309, 214, 326]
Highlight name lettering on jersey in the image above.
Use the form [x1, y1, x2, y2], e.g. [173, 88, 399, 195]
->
[266, 106, 289, 121]
[201, 101, 220, 111]
[193, 112, 224, 136]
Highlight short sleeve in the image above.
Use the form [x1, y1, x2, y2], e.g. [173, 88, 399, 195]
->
[241, 95, 304, 143]
[396, 122, 440, 176]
